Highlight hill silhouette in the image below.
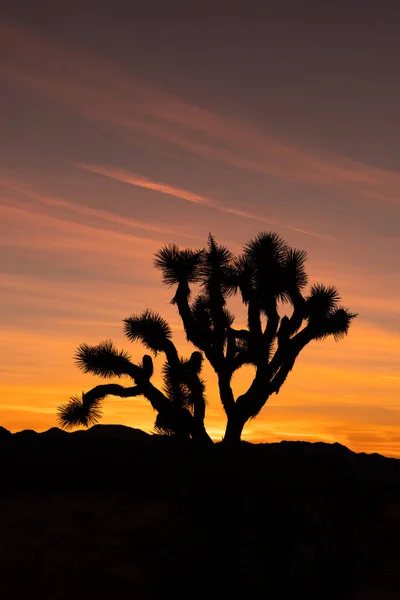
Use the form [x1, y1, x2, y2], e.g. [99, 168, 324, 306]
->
[5, 423, 150, 442]
[1, 425, 400, 598]
[1, 424, 399, 486]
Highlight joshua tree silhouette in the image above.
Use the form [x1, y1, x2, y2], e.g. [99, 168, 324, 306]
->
[57, 232, 357, 445]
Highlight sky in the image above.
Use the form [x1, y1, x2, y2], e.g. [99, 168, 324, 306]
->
[1, 0, 400, 455]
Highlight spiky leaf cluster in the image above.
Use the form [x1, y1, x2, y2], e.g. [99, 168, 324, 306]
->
[124, 310, 172, 353]
[57, 394, 103, 429]
[75, 340, 132, 378]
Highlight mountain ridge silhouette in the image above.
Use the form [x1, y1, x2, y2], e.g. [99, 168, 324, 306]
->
[0, 423, 397, 460]
[1, 423, 399, 490]
[2, 423, 150, 441]
[1, 423, 400, 598]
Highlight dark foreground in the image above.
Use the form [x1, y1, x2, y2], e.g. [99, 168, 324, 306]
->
[1, 425, 400, 599]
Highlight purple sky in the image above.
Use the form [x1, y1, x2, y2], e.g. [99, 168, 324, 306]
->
[1, 0, 400, 454]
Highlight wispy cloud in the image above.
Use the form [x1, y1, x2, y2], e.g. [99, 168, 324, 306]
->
[75, 163, 331, 240]
[75, 164, 217, 208]
[1, 19, 400, 453]
[0, 175, 200, 240]
[0, 202, 159, 258]
[1, 19, 400, 204]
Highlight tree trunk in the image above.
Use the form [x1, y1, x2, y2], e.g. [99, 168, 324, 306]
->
[192, 421, 214, 447]
[223, 413, 246, 446]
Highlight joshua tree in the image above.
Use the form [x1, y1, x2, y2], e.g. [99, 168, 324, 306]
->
[57, 232, 357, 445]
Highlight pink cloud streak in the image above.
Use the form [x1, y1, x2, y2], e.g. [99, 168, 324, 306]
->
[0, 176, 200, 240]
[1, 19, 400, 205]
[75, 163, 331, 240]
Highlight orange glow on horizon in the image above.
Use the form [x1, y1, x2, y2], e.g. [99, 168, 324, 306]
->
[1, 18, 399, 458]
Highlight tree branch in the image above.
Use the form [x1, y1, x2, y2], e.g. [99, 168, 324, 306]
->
[236, 325, 313, 420]
[184, 359, 213, 445]
[287, 291, 306, 335]
[268, 327, 313, 394]
[82, 384, 142, 405]
[247, 293, 262, 338]
[262, 299, 280, 365]
[174, 283, 205, 349]
[162, 339, 185, 405]
[217, 370, 236, 416]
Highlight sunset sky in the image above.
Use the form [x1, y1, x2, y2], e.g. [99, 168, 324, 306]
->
[1, 1, 400, 455]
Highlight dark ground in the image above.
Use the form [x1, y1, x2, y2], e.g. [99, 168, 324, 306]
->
[1, 425, 400, 598]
